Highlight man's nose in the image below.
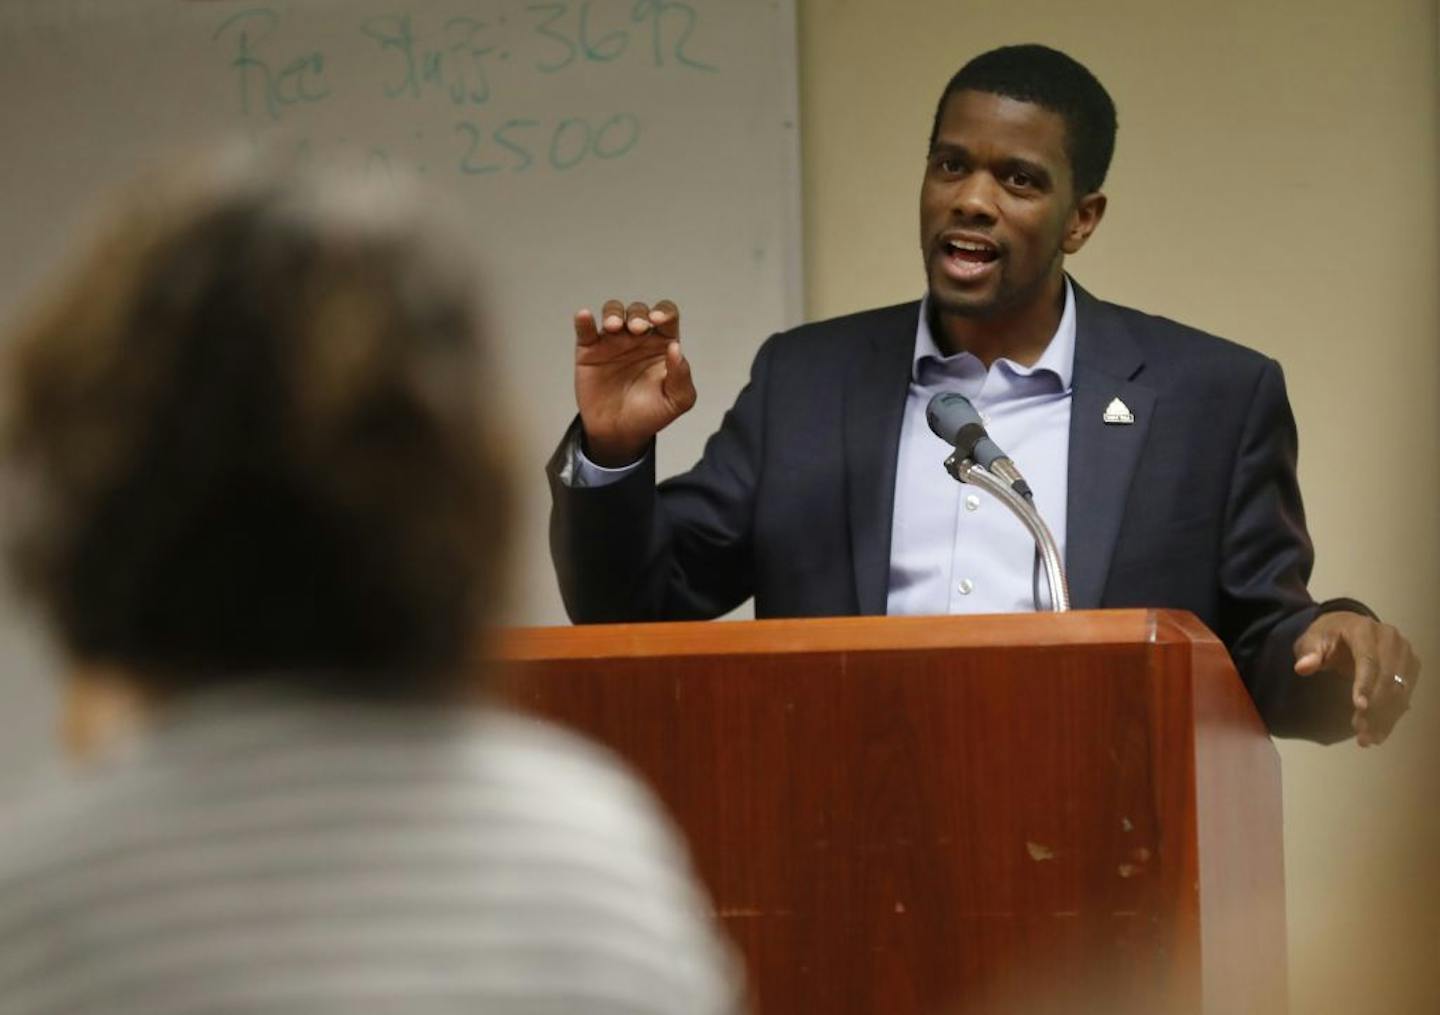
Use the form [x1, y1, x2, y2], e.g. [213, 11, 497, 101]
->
[952, 173, 999, 222]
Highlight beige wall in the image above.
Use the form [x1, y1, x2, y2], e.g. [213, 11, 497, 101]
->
[798, 0, 1439, 1010]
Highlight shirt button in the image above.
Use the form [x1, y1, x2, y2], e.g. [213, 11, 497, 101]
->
[958, 578, 974, 595]
[964, 494, 981, 512]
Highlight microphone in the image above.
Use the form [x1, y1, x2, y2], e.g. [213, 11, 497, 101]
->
[925, 390, 1068, 611]
[925, 392, 1033, 501]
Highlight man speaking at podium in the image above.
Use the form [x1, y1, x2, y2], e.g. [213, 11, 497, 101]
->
[547, 45, 1419, 746]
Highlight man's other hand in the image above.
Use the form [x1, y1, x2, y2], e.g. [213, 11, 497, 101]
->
[573, 299, 695, 467]
[1294, 611, 1420, 747]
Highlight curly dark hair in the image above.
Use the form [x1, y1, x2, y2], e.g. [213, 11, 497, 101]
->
[1, 154, 511, 700]
[929, 44, 1118, 198]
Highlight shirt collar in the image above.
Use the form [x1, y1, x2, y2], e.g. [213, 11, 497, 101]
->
[912, 276, 1077, 391]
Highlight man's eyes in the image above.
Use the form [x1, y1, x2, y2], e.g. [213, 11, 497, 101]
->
[930, 158, 1041, 190]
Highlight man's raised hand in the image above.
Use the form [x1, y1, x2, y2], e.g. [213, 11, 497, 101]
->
[574, 299, 696, 467]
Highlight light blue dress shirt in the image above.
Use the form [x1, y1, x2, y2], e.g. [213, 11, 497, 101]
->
[567, 280, 1076, 616]
[887, 280, 1074, 615]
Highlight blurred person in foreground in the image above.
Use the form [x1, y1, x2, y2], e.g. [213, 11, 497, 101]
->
[0, 155, 741, 1015]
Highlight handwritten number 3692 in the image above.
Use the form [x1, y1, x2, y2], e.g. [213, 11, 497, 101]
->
[527, 0, 716, 73]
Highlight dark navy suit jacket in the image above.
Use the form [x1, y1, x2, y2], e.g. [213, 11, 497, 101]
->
[548, 283, 1361, 742]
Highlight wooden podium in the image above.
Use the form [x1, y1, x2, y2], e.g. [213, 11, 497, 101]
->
[496, 609, 1287, 1015]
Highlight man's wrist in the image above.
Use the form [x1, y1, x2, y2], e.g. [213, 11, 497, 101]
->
[565, 428, 649, 489]
[581, 430, 647, 469]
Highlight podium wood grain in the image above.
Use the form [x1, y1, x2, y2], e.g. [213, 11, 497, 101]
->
[495, 609, 1286, 1015]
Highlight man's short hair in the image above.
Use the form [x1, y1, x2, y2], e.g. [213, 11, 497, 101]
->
[929, 44, 1118, 198]
[2, 155, 512, 700]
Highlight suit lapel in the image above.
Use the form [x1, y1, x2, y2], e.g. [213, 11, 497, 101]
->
[844, 306, 917, 615]
[1065, 285, 1155, 609]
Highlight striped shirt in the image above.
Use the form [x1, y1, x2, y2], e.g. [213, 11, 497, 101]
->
[0, 685, 741, 1015]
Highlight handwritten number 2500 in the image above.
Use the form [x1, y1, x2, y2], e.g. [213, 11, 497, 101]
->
[456, 114, 641, 174]
[525, 1, 716, 73]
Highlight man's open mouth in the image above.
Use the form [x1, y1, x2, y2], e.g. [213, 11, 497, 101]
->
[939, 236, 1001, 281]
[943, 238, 1000, 264]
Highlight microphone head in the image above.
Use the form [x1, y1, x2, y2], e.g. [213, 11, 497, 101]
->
[926, 391, 1005, 467]
[926, 392, 982, 444]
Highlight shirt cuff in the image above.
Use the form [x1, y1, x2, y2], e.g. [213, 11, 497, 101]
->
[559, 430, 648, 488]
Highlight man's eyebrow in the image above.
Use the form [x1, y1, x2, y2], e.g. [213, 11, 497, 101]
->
[928, 141, 970, 158]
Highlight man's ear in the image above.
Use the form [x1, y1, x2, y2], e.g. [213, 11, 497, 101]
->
[1062, 192, 1107, 254]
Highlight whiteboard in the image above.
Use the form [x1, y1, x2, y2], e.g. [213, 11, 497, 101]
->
[0, 0, 802, 625]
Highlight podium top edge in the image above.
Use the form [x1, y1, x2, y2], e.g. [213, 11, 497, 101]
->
[493, 609, 1220, 662]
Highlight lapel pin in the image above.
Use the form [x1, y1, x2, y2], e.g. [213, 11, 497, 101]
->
[1102, 397, 1135, 425]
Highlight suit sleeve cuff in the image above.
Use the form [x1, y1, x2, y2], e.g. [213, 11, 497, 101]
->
[557, 429, 650, 488]
[1314, 596, 1378, 621]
